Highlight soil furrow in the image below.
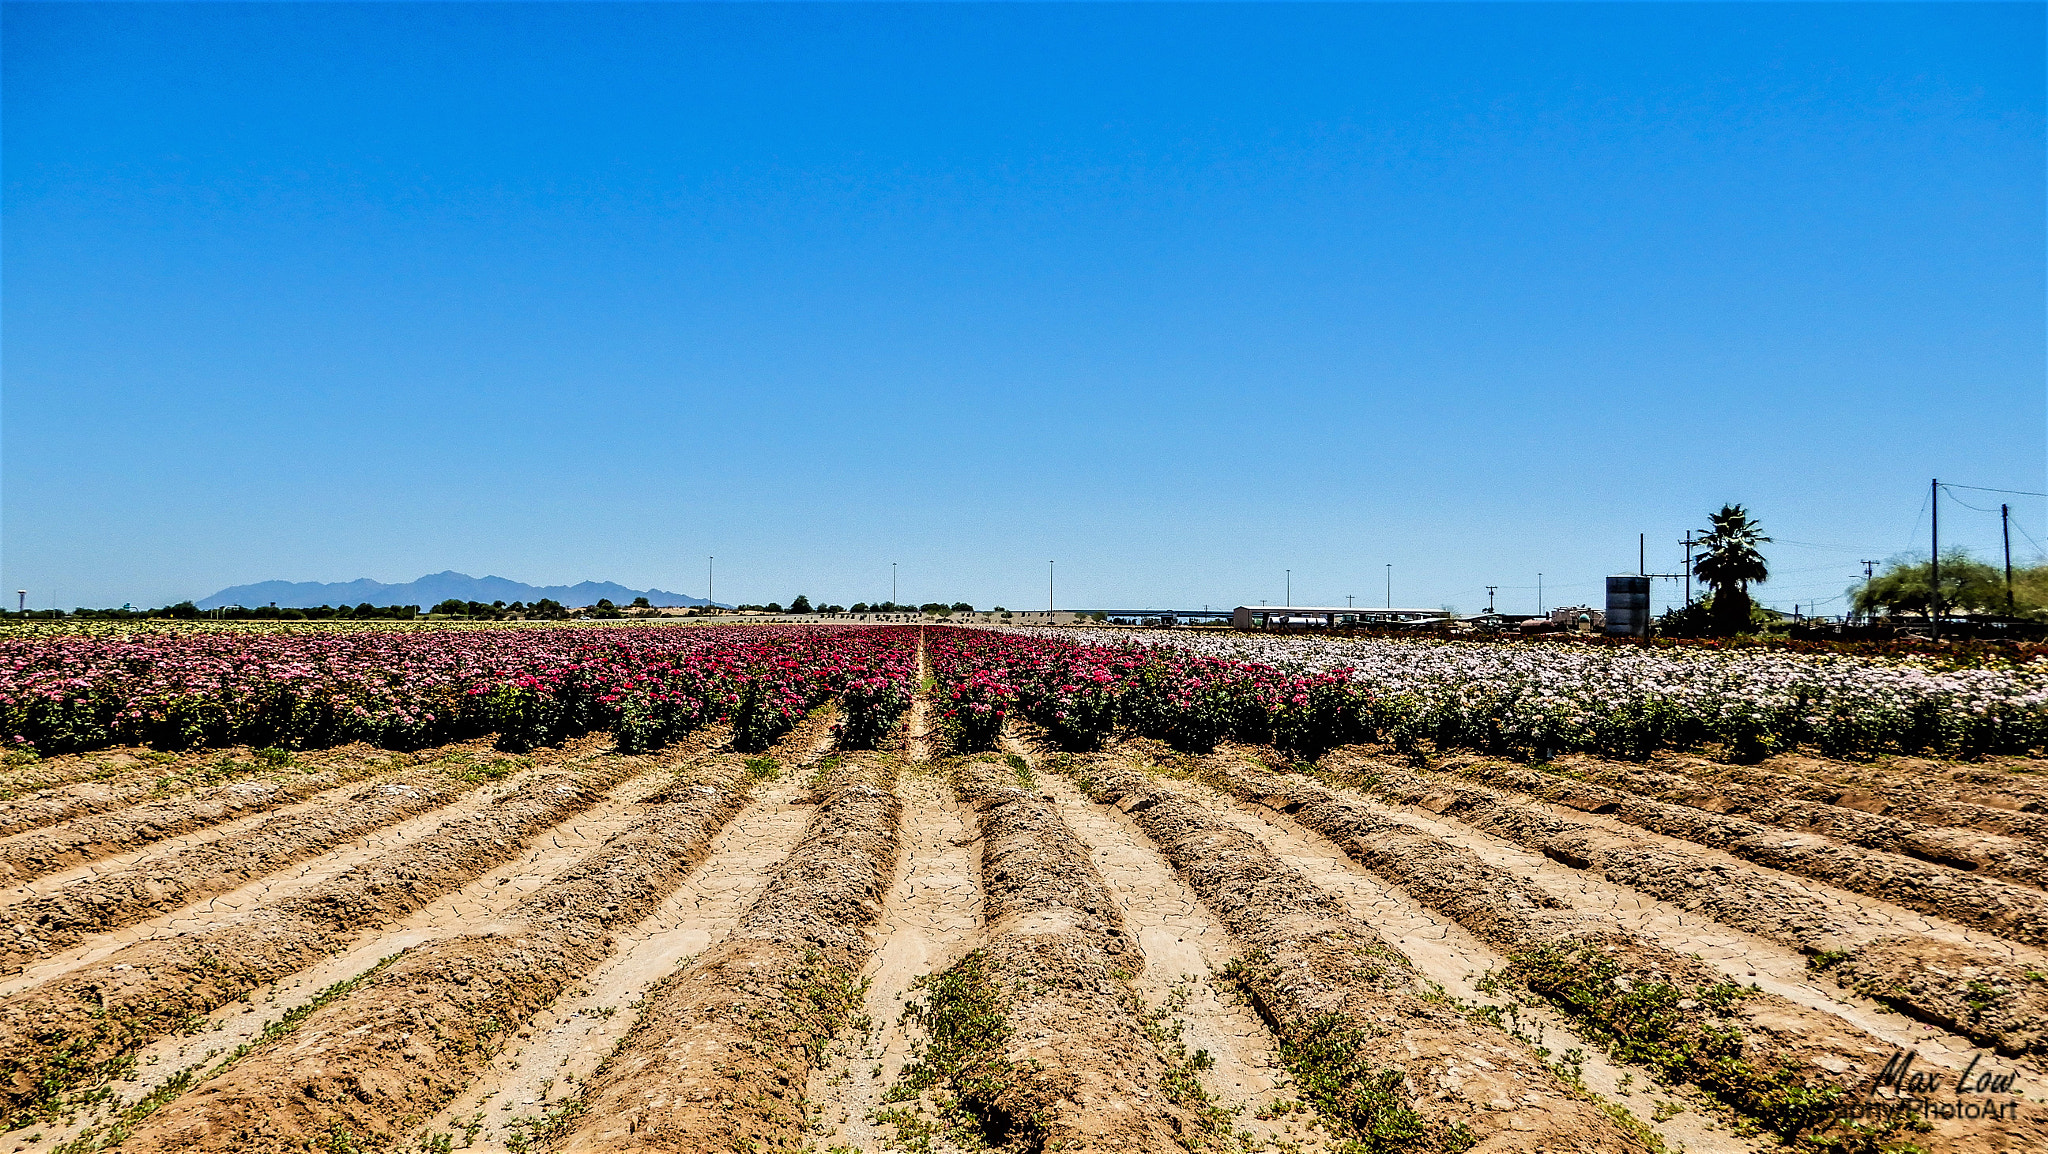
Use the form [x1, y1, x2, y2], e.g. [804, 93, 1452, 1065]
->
[105, 716, 826, 1154]
[1572, 753, 2048, 846]
[1027, 765, 1331, 1153]
[1328, 749, 2048, 1055]
[0, 741, 700, 1127]
[0, 767, 482, 973]
[1135, 757, 1768, 1154]
[878, 758, 1197, 1154]
[414, 768, 820, 1153]
[1059, 752, 1644, 1154]
[1450, 758, 2048, 907]
[546, 751, 901, 1153]
[1197, 755, 2048, 1154]
[803, 768, 983, 1153]
[0, 770, 370, 890]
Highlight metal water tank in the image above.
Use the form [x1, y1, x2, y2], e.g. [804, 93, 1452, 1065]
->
[1605, 576, 1651, 637]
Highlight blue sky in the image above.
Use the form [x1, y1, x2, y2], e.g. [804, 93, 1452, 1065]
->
[4, 2, 2042, 614]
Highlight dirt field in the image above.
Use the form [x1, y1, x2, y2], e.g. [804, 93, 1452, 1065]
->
[0, 629, 2043, 1154]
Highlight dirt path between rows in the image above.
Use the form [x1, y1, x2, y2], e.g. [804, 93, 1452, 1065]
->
[1032, 768, 1330, 1153]
[1204, 755, 2048, 1154]
[1478, 755, 2048, 889]
[1329, 750, 2048, 1055]
[1063, 750, 1643, 1154]
[100, 717, 836, 1154]
[1439, 759, 2048, 935]
[548, 749, 900, 1153]
[0, 767, 478, 972]
[14, 761, 678, 1148]
[803, 767, 983, 1153]
[0, 768, 373, 891]
[414, 771, 820, 1153]
[1129, 757, 1770, 1154]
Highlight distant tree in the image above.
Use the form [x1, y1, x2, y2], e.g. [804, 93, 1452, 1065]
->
[991, 606, 1005, 612]
[950, 602, 973, 613]
[591, 598, 623, 619]
[764, 602, 783, 614]
[1854, 552, 2006, 620]
[355, 602, 377, 618]
[789, 595, 812, 614]
[1693, 504, 1771, 636]
[432, 599, 468, 616]
[168, 601, 201, 619]
[919, 602, 946, 615]
[631, 596, 652, 609]
[532, 598, 566, 619]
[821, 604, 844, 614]
[850, 602, 869, 613]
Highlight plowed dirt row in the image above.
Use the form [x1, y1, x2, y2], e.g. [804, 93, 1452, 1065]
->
[0, 768, 480, 972]
[803, 768, 982, 1153]
[1104, 754, 1765, 1154]
[0, 769, 373, 891]
[1273, 774, 2001, 1065]
[102, 716, 836, 1154]
[1444, 759, 2048, 924]
[0, 747, 690, 1134]
[1202, 754, 2048, 1154]
[1603, 752, 2048, 846]
[1490, 755, 2048, 887]
[413, 771, 819, 1152]
[0, 769, 522, 990]
[1028, 768, 1326, 1153]
[1332, 750, 2048, 1055]
[904, 759, 1195, 1153]
[1059, 751, 1640, 1154]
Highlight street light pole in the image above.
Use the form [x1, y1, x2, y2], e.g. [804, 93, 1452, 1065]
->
[1285, 570, 1290, 607]
[1048, 561, 1055, 615]
[892, 563, 897, 607]
[1486, 586, 1496, 614]
[707, 557, 713, 611]
[1385, 565, 1391, 609]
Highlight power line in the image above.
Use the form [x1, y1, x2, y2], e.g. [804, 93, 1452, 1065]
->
[1940, 483, 2048, 498]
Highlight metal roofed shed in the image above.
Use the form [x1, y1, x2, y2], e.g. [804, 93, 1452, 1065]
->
[1233, 606, 1452, 631]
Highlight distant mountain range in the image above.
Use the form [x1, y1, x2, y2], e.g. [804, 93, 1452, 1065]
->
[196, 571, 720, 610]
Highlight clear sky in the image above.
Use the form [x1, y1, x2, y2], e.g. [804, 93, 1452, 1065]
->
[4, 2, 2042, 615]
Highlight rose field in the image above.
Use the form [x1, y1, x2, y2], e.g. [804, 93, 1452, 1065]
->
[0, 619, 2040, 1154]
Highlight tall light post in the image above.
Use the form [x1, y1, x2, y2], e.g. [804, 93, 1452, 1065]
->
[1048, 561, 1055, 615]
[1385, 565, 1391, 609]
[1486, 586, 1497, 614]
[892, 563, 897, 607]
[707, 557, 713, 611]
[1537, 573, 1544, 614]
[1285, 569, 1290, 607]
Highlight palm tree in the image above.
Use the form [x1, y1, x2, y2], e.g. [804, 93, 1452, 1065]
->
[1693, 504, 1770, 635]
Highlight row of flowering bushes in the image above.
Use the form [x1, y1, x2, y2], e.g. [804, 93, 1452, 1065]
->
[1012, 627, 2048, 762]
[0, 623, 921, 756]
[926, 627, 1372, 758]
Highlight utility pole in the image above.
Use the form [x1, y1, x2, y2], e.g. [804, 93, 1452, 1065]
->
[1048, 561, 1054, 614]
[707, 557, 713, 610]
[1680, 532, 1696, 606]
[1285, 570, 1290, 608]
[1537, 573, 1543, 614]
[1486, 586, 1497, 614]
[1931, 478, 1941, 642]
[1347, 594, 1353, 609]
[2005, 503, 2015, 615]
[1385, 564, 1391, 609]
[892, 563, 897, 607]
[1859, 559, 1878, 624]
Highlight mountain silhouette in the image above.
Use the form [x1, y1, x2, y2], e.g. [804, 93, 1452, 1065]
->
[196, 571, 720, 610]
